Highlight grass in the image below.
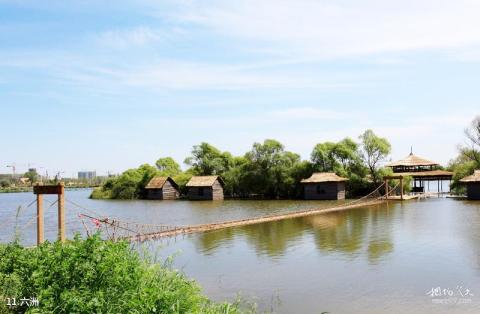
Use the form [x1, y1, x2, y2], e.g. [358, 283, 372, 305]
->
[0, 234, 255, 314]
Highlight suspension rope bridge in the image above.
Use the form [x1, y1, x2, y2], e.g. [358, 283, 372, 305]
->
[71, 182, 399, 242]
[3, 181, 402, 244]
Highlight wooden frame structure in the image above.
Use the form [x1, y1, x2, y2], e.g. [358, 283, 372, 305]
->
[33, 183, 65, 245]
[383, 175, 404, 200]
[386, 152, 453, 194]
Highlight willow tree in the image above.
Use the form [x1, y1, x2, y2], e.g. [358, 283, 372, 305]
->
[155, 157, 181, 176]
[359, 130, 391, 185]
[463, 116, 480, 167]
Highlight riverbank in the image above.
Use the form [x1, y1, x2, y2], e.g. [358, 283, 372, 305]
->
[0, 234, 251, 313]
[0, 186, 98, 194]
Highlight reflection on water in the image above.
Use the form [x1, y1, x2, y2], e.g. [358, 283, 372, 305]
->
[1, 191, 480, 313]
[196, 204, 397, 264]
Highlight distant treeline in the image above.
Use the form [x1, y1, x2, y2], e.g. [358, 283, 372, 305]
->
[93, 114, 480, 200]
[91, 129, 397, 200]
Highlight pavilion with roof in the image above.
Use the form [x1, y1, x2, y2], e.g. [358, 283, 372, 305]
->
[385, 152, 453, 193]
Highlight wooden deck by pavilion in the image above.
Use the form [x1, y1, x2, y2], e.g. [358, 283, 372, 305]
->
[386, 152, 453, 194]
[145, 176, 180, 200]
[186, 176, 224, 200]
[460, 170, 480, 200]
[301, 172, 348, 200]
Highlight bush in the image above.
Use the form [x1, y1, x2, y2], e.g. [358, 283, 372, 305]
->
[0, 235, 247, 314]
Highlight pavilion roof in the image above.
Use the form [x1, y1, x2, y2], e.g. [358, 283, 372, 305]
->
[386, 153, 439, 167]
[460, 170, 480, 183]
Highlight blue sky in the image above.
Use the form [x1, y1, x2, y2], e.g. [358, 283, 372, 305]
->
[1, 0, 480, 176]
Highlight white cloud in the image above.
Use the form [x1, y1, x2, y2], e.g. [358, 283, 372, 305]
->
[271, 107, 345, 120]
[175, 0, 480, 60]
[95, 26, 162, 49]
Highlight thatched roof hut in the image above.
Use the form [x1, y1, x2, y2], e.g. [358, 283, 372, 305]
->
[460, 170, 480, 200]
[300, 172, 348, 200]
[145, 176, 179, 200]
[186, 176, 224, 200]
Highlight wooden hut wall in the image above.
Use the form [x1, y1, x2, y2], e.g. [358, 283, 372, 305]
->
[147, 189, 164, 200]
[162, 180, 179, 200]
[187, 187, 212, 200]
[466, 183, 480, 200]
[211, 179, 224, 200]
[187, 179, 224, 200]
[304, 182, 345, 200]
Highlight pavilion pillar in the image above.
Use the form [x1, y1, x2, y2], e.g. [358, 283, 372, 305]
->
[400, 177, 404, 201]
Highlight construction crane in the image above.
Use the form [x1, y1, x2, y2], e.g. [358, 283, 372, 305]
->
[6, 164, 16, 178]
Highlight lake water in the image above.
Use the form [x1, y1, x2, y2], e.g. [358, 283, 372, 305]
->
[1, 190, 479, 313]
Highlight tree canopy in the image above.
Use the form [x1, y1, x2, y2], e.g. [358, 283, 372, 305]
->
[359, 130, 391, 185]
[92, 130, 394, 200]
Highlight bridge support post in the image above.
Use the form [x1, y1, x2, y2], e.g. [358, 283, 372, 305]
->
[58, 184, 65, 242]
[34, 183, 65, 245]
[36, 194, 44, 245]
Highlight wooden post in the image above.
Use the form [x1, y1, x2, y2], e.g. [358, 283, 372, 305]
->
[36, 194, 44, 245]
[34, 183, 65, 244]
[400, 177, 404, 201]
[58, 183, 65, 242]
[385, 178, 389, 199]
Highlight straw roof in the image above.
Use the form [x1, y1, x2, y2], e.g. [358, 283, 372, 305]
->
[386, 153, 439, 167]
[145, 176, 178, 189]
[460, 170, 480, 183]
[301, 172, 348, 183]
[186, 176, 224, 187]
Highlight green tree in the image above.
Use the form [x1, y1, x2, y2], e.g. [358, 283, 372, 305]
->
[311, 138, 364, 176]
[155, 157, 181, 176]
[23, 169, 38, 186]
[462, 116, 480, 167]
[184, 143, 233, 175]
[91, 164, 159, 199]
[359, 130, 391, 185]
[448, 116, 480, 194]
[311, 142, 337, 172]
[242, 139, 301, 198]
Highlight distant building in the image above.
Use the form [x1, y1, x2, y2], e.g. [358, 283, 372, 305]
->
[144, 176, 180, 200]
[460, 170, 480, 200]
[78, 171, 96, 180]
[186, 176, 224, 200]
[301, 172, 348, 200]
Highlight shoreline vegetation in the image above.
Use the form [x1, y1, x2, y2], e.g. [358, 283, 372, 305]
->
[90, 117, 480, 201]
[91, 130, 397, 200]
[0, 186, 98, 194]
[0, 234, 253, 314]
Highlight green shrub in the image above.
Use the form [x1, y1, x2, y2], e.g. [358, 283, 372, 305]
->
[0, 235, 247, 314]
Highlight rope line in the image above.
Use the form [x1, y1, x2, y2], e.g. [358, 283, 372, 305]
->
[72, 182, 389, 241]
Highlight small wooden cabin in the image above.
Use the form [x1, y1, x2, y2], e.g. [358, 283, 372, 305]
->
[186, 176, 224, 200]
[301, 172, 348, 200]
[144, 176, 180, 200]
[460, 170, 480, 200]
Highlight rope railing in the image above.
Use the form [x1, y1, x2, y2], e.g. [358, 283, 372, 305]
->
[2, 182, 396, 243]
